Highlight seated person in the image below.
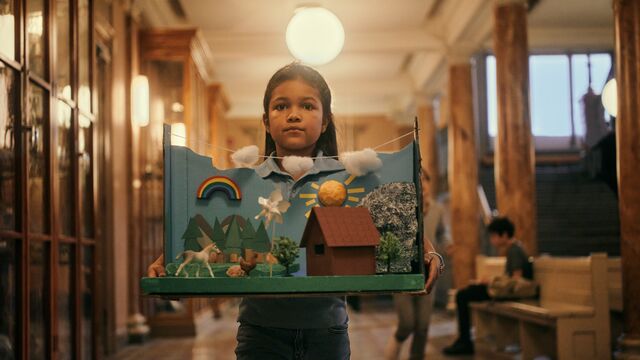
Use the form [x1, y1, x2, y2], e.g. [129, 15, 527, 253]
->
[442, 216, 533, 355]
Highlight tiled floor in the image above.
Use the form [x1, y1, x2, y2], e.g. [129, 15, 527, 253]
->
[111, 296, 472, 360]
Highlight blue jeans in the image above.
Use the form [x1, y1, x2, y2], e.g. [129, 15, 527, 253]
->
[393, 293, 433, 360]
[235, 322, 350, 360]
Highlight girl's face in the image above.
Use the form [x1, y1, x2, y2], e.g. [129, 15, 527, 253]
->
[264, 79, 327, 157]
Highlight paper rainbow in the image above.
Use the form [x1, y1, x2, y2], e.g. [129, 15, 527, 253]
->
[196, 176, 242, 200]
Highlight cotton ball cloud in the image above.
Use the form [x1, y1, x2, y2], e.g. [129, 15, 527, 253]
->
[282, 156, 314, 177]
[231, 145, 259, 168]
[339, 148, 383, 176]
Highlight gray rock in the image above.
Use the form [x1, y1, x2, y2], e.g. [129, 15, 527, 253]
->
[359, 182, 418, 273]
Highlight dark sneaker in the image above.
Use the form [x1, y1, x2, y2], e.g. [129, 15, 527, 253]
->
[442, 338, 474, 355]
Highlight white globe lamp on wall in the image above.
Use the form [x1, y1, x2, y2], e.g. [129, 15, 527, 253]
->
[131, 75, 150, 127]
[286, 7, 344, 66]
[601, 78, 617, 118]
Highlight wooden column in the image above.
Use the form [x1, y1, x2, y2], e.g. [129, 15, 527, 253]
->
[208, 84, 230, 168]
[127, 14, 142, 318]
[448, 61, 480, 288]
[613, 0, 640, 356]
[417, 98, 439, 196]
[493, 0, 537, 255]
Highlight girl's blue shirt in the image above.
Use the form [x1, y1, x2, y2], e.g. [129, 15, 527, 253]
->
[254, 150, 344, 199]
[238, 152, 348, 329]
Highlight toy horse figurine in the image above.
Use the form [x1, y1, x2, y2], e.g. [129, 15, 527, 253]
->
[175, 243, 221, 278]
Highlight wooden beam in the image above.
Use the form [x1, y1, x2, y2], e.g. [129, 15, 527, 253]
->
[448, 62, 480, 288]
[139, 29, 215, 83]
[204, 30, 445, 59]
[493, 0, 537, 256]
[613, 0, 640, 356]
[528, 27, 614, 50]
[224, 77, 414, 118]
[417, 99, 439, 196]
[445, 0, 490, 45]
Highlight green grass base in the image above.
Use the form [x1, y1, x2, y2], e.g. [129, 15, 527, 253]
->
[140, 273, 425, 297]
[166, 262, 300, 278]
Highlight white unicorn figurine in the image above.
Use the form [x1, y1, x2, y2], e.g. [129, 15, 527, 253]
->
[175, 243, 221, 278]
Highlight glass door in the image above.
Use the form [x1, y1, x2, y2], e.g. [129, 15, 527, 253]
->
[0, 0, 100, 357]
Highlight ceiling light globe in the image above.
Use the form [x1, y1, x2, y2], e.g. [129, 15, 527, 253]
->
[601, 78, 617, 118]
[286, 7, 344, 66]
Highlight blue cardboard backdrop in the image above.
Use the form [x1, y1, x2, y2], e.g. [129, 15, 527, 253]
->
[163, 125, 418, 276]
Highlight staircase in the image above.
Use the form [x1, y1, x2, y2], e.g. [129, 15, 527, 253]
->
[479, 163, 620, 256]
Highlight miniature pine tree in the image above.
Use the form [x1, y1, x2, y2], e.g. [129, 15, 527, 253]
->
[192, 215, 214, 249]
[377, 232, 402, 273]
[182, 217, 203, 252]
[241, 218, 257, 249]
[272, 236, 299, 275]
[225, 216, 243, 255]
[253, 221, 272, 253]
[212, 217, 226, 250]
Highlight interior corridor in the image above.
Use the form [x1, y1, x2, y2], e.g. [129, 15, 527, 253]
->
[110, 297, 469, 360]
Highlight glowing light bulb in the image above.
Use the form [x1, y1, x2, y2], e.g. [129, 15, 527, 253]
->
[601, 78, 617, 118]
[131, 75, 150, 127]
[286, 7, 344, 66]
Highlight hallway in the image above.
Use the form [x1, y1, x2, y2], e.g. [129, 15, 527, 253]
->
[111, 297, 469, 360]
[4, 0, 640, 358]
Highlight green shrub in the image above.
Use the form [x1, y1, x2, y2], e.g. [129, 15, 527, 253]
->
[272, 236, 300, 275]
[377, 232, 402, 273]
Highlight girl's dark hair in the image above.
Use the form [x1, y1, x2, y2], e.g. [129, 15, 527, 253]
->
[262, 62, 338, 157]
[487, 216, 515, 238]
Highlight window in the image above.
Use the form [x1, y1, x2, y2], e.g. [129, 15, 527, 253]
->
[314, 244, 325, 255]
[486, 53, 612, 149]
[571, 54, 613, 134]
[0, 0, 99, 356]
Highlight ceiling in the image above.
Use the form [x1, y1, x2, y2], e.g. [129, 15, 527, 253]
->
[138, 0, 614, 120]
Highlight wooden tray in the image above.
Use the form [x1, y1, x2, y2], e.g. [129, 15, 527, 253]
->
[141, 273, 425, 298]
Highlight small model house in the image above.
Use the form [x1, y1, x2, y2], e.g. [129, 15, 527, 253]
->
[300, 207, 380, 276]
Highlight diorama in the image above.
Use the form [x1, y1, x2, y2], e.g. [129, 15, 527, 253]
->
[141, 124, 426, 296]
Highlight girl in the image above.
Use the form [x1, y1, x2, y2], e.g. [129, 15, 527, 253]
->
[148, 63, 442, 359]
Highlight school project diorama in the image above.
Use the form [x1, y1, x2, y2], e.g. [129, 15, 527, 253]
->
[141, 124, 426, 296]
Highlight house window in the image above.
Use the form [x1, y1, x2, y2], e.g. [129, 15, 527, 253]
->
[485, 53, 612, 150]
[314, 244, 325, 255]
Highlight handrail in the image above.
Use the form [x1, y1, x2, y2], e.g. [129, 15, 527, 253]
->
[477, 185, 493, 225]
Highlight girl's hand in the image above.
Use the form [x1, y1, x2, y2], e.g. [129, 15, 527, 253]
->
[147, 254, 166, 277]
[424, 253, 442, 294]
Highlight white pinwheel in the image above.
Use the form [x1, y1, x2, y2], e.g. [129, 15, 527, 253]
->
[254, 187, 291, 228]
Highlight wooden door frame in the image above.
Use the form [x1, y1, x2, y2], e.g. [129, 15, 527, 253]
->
[94, 26, 115, 356]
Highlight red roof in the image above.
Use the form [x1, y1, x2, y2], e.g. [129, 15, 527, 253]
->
[300, 207, 381, 248]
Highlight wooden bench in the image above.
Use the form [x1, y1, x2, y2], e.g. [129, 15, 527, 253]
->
[471, 253, 611, 360]
[607, 257, 622, 313]
[475, 254, 622, 313]
[446, 255, 506, 312]
[607, 257, 624, 354]
[475, 255, 507, 282]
